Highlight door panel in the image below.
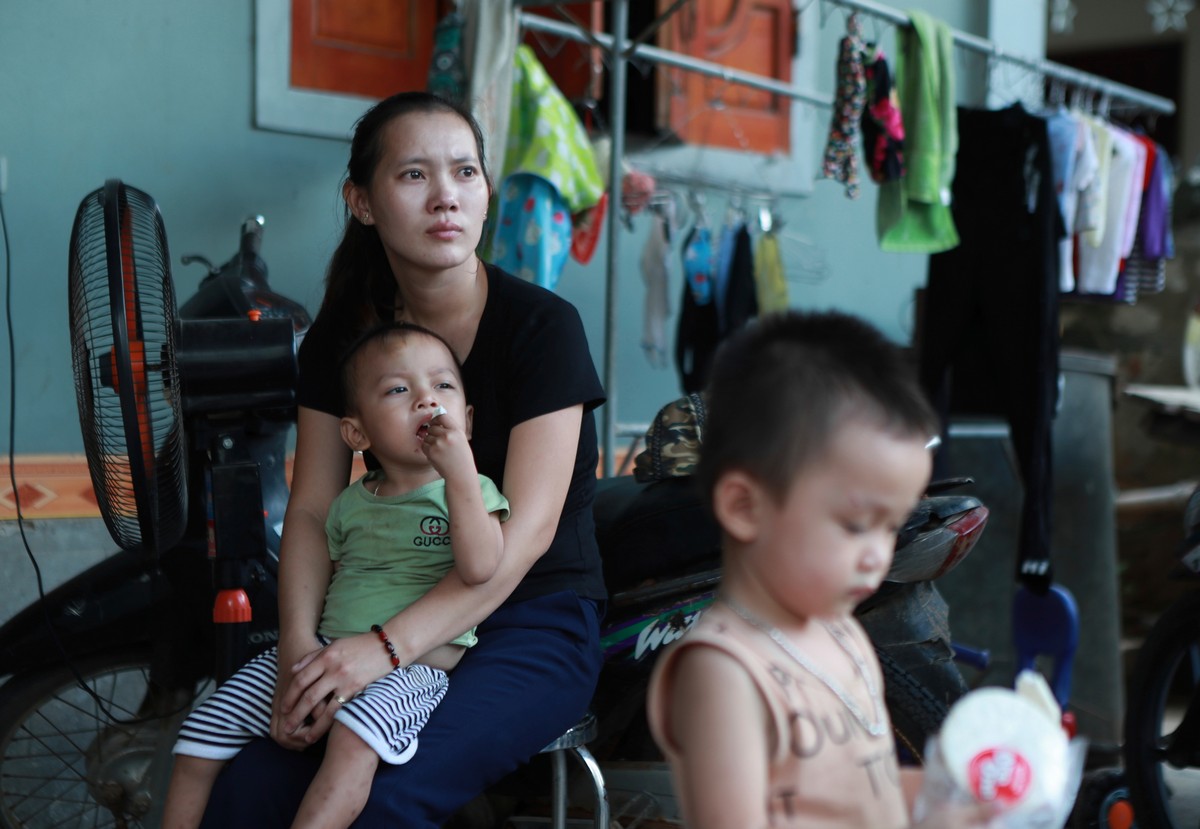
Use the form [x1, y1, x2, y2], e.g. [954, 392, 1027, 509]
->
[290, 0, 439, 99]
[660, 0, 796, 153]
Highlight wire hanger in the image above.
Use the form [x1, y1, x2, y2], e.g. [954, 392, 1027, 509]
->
[1048, 78, 1067, 109]
[723, 195, 746, 227]
[574, 94, 608, 135]
[759, 205, 774, 234]
[687, 189, 709, 229]
[865, 12, 885, 47]
[818, 0, 839, 28]
[776, 230, 830, 285]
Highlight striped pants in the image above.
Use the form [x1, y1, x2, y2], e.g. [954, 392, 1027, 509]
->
[173, 645, 448, 765]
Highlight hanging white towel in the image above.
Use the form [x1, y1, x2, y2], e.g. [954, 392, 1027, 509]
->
[640, 208, 674, 368]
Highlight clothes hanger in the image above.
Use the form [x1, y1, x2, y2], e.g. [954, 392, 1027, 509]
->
[775, 230, 830, 285]
[1048, 78, 1067, 110]
[864, 13, 885, 49]
[723, 195, 745, 228]
[687, 189, 709, 230]
[647, 190, 680, 242]
[758, 205, 774, 234]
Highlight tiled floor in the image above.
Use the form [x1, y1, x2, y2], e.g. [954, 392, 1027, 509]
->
[0, 456, 101, 521]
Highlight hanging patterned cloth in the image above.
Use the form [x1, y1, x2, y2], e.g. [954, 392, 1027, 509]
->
[860, 44, 905, 184]
[486, 44, 605, 289]
[821, 13, 867, 199]
[427, 7, 467, 104]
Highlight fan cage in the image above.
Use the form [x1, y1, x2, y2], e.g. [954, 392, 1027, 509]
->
[68, 182, 187, 555]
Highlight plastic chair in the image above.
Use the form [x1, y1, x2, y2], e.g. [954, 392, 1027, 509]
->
[1012, 583, 1080, 708]
[539, 711, 609, 829]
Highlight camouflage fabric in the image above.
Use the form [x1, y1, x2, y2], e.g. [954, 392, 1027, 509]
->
[633, 393, 707, 482]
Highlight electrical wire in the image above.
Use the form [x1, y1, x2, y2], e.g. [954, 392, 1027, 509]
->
[0, 191, 52, 613]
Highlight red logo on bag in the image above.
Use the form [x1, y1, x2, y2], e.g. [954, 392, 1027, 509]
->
[967, 748, 1031, 806]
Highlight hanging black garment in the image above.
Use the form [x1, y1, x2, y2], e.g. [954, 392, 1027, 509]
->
[723, 224, 759, 336]
[919, 104, 1063, 593]
[676, 226, 721, 394]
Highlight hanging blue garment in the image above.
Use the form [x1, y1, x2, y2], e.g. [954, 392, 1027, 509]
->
[676, 226, 720, 393]
[682, 226, 715, 306]
[490, 173, 572, 292]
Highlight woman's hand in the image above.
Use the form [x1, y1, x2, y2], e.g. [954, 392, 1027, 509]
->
[271, 406, 352, 748]
[269, 639, 326, 750]
[274, 632, 392, 744]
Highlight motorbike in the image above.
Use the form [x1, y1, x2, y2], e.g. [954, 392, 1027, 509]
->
[0, 216, 989, 829]
[1116, 396, 1200, 829]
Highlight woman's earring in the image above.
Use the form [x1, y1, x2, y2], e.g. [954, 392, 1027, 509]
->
[361, 211, 370, 223]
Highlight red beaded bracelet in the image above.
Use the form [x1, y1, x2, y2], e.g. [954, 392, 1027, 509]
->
[371, 624, 401, 668]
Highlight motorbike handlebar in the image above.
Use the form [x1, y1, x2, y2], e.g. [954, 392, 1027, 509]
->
[178, 214, 311, 334]
[240, 215, 265, 258]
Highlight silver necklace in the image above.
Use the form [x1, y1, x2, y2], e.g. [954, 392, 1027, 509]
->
[721, 597, 888, 737]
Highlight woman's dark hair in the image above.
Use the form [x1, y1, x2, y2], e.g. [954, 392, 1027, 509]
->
[318, 91, 492, 344]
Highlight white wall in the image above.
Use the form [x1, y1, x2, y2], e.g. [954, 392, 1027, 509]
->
[0, 0, 1055, 456]
[0, 0, 348, 455]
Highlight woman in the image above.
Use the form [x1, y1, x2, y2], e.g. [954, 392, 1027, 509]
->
[199, 91, 607, 827]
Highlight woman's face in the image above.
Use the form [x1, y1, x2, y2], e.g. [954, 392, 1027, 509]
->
[353, 110, 491, 278]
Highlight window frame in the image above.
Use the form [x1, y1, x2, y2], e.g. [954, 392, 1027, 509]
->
[622, 1, 820, 199]
[254, 0, 375, 140]
[254, 0, 820, 197]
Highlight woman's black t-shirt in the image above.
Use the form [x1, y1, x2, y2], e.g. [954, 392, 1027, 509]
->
[296, 263, 607, 603]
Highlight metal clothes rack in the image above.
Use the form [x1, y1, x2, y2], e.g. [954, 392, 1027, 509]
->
[515, 0, 1175, 476]
[829, 0, 1175, 115]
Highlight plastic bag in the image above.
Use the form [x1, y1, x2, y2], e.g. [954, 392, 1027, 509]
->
[913, 672, 1088, 829]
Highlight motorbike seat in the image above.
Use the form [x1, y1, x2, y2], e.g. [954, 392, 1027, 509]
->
[593, 475, 721, 595]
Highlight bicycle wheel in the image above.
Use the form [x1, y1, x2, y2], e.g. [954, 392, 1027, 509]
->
[1069, 768, 1135, 829]
[0, 648, 200, 829]
[1124, 588, 1200, 829]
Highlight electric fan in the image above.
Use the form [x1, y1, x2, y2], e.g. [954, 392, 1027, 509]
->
[68, 179, 187, 556]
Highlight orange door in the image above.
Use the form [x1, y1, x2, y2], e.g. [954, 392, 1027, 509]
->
[659, 0, 797, 153]
[290, 0, 442, 99]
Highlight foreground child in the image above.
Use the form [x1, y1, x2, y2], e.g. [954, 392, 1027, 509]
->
[163, 322, 508, 828]
[647, 310, 994, 829]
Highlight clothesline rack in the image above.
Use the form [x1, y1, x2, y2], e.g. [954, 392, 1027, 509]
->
[827, 0, 1175, 115]
[514, 0, 1175, 476]
[635, 166, 782, 206]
